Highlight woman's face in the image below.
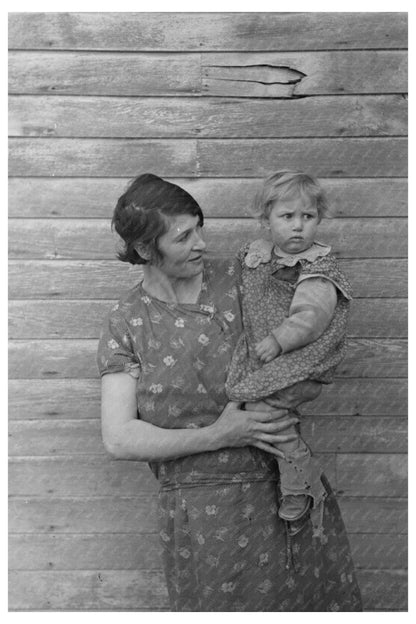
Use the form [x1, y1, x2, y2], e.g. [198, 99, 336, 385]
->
[156, 214, 206, 279]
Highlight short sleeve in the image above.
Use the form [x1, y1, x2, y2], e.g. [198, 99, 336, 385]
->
[96, 308, 141, 378]
[297, 254, 353, 301]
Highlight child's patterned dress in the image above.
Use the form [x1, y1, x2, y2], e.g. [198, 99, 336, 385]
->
[226, 239, 353, 539]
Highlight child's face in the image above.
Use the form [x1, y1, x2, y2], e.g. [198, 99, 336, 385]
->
[266, 196, 320, 254]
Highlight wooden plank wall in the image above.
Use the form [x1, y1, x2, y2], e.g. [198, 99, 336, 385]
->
[8, 12, 408, 611]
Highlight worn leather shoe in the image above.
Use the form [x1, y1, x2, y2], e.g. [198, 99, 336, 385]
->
[278, 494, 312, 522]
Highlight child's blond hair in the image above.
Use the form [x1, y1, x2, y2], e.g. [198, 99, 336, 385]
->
[253, 170, 330, 222]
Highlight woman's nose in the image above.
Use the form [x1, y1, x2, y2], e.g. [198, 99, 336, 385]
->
[193, 230, 206, 250]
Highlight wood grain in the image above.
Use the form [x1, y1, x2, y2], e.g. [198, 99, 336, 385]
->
[9, 94, 408, 137]
[202, 51, 407, 97]
[8, 298, 408, 339]
[8, 338, 408, 380]
[8, 417, 407, 457]
[9, 137, 408, 177]
[9, 495, 407, 535]
[8, 568, 408, 610]
[8, 378, 407, 420]
[8, 217, 408, 260]
[8, 259, 408, 299]
[8, 138, 198, 177]
[8, 177, 409, 219]
[337, 454, 407, 497]
[8, 12, 408, 51]
[8, 51, 201, 96]
[197, 138, 408, 177]
[9, 456, 161, 496]
[8, 569, 168, 610]
[357, 570, 407, 611]
[8, 532, 407, 571]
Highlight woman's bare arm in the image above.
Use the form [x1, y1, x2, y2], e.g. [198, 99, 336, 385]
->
[101, 372, 299, 461]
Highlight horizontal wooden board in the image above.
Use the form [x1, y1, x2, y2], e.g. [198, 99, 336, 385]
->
[9, 137, 408, 177]
[8, 50, 407, 97]
[202, 51, 407, 97]
[8, 454, 336, 497]
[9, 456, 161, 497]
[8, 417, 407, 457]
[7, 338, 407, 380]
[8, 138, 198, 178]
[357, 569, 407, 611]
[8, 378, 407, 421]
[8, 12, 408, 51]
[8, 495, 407, 535]
[7, 568, 408, 611]
[337, 338, 407, 379]
[8, 177, 409, 219]
[337, 497, 407, 535]
[8, 259, 408, 299]
[8, 569, 168, 610]
[197, 138, 408, 178]
[8, 298, 407, 340]
[8, 94, 408, 138]
[8, 532, 407, 571]
[8, 217, 408, 260]
[8, 495, 159, 534]
[8, 51, 201, 96]
[9, 533, 163, 571]
[303, 417, 407, 454]
[337, 454, 407, 497]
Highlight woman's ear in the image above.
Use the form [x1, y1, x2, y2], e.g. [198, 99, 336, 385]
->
[134, 242, 151, 260]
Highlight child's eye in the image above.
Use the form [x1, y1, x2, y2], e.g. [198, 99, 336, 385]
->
[304, 214, 315, 220]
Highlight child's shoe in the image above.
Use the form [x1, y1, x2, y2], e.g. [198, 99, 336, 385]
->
[278, 494, 311, 523]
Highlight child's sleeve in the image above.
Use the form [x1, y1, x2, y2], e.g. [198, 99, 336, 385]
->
[271, 278, 337, 353]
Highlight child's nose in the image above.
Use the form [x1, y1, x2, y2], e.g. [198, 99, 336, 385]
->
[293, 218, 303, 231]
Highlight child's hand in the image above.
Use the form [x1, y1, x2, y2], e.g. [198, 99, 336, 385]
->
[255, 334, 281, 363]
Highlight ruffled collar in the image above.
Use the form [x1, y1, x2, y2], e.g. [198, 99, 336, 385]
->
[272, 241, 331, 267]
[244, 238, 331, 269]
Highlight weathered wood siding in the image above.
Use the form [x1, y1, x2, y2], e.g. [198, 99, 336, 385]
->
[8, 12, 408, 611]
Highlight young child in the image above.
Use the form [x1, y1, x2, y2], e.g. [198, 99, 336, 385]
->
[225, 170, 352, 539]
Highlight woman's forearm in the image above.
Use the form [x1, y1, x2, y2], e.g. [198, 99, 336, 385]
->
[104, 417, 222, 461]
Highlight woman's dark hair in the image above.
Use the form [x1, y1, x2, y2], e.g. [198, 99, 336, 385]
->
[112, 173, 204, 265]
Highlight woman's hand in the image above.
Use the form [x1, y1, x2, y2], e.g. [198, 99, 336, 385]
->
[211, 401, 299, 459]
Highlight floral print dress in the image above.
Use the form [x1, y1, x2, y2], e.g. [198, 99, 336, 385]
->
[97, 257, 362, 612]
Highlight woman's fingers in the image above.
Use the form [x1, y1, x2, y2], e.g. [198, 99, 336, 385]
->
[259, 418, 298, 433]
[254, 409, 292, 422]
[258, 431, 299, 445]
[252, 441, 286, 459]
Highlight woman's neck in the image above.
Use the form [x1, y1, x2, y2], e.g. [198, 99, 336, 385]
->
[141, 265, 203, 304]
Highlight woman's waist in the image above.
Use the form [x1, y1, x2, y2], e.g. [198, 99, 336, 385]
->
[150, 446, 278, 489]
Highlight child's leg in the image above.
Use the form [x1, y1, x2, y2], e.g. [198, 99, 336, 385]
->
[244, 379, 322, 455]
[244, 382, 326, 526]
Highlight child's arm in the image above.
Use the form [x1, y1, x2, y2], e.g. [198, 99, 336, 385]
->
[256, 278, 337, 362]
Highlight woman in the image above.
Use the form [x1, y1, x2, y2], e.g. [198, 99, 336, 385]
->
[97, 173, 362, 611]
